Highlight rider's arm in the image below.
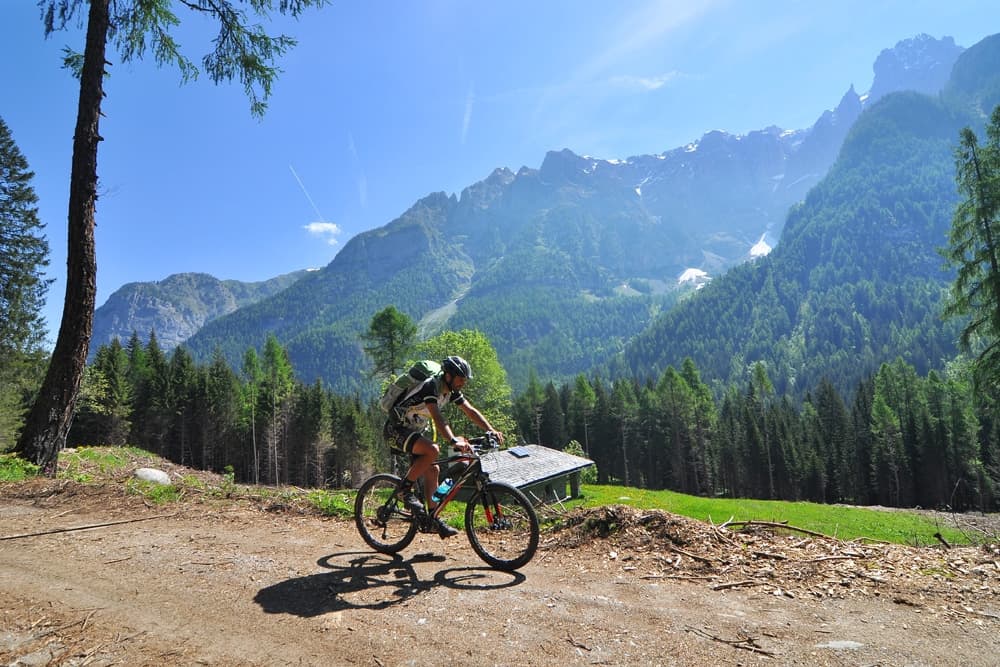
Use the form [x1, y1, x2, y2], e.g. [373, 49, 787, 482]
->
[426, 401, 461, 447]
[459, 401, 504, 446]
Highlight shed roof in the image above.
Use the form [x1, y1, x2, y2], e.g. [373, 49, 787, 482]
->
[480, 444, 594, 488]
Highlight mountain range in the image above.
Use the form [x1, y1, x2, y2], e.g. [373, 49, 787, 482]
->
[90, 33, 988, 396]
[89, 270, 309, 355]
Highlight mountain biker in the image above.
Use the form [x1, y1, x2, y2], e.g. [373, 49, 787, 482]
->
[383, 355, 504, 538]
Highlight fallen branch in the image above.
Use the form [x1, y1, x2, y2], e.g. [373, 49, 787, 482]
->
[36, 609, 100, 639]
[103, 556, 133, 565]
[724, 520, 833, 540]
[667, 544, 716, 565]
[641, 574, 716, 581]
[180, 560, 234, 567]
[0, 513, 178, 541]
[707, 516, 736, 545]
[685, 625, 776, 657]
[933, 532, 951, 549]
[806, 554, 861, 563]
[711, 579, 765, 591]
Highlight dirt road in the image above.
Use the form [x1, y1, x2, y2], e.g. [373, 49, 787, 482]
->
[2, 470, 999, 666]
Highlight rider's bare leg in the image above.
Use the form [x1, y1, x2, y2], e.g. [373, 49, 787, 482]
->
[406, 436, 441, 508]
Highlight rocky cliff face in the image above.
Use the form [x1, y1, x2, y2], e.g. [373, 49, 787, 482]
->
[868, 34, 964, 104]
[89, 270, 309, 357]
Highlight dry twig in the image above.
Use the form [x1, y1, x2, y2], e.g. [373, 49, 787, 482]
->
[711, 579, 765, 591]
[933, 532, 951, 549]
[724, 520, 833, 540]
[667, 544, 716, 565]
[685, 625, 776, 657]
[0, 513, 178, 541]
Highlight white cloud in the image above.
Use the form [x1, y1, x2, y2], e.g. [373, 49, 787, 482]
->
[530, 1, 719, 125]
[609, 71, 681, 91]
[305, 221, 342, 246]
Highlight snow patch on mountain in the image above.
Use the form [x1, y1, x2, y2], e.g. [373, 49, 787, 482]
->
[678, 268, 710, 288]
[751, 234, 772, 258]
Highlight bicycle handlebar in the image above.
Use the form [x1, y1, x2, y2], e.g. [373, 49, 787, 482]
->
[464, 432, 501, 455]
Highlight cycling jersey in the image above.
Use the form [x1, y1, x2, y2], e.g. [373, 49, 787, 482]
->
[391, 375, 466, 432]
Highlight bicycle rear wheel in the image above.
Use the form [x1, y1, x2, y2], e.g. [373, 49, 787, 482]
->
[464, 482, 539, 571]
[355, 473, 418, 554]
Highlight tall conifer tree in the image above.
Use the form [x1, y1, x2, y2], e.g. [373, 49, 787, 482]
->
[944, 106, 1000, 396]
[18, 0, 327, 471]
[0, 117, 50, 450]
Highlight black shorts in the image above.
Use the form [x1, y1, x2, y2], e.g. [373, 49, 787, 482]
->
[383, 420, 424, 455]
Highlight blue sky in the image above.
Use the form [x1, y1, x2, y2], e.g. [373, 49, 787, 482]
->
[3, 1, 999, 346]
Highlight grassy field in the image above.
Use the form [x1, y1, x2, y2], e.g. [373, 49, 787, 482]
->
[2, 448, 993, 547]
[570, 484, 980, 546]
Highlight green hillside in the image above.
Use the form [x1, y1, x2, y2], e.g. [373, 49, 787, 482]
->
[621, 34, 1000, 398]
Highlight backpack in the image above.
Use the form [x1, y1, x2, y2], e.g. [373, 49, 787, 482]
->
[378, 360, 441, 414]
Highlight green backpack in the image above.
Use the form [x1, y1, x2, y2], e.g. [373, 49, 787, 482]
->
[378, 360, 441, 414]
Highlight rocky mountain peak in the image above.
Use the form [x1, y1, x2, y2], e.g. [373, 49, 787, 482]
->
[835, 84, 863, 119]
[538, 148, 597, 183]
[867, 34, 964, 103]
[459, 167, 515, 210]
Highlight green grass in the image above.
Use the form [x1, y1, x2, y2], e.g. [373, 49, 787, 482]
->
[125, 478, 182, 504]
[307, 490, 355, 518]
[0, 454, 40, 481]
[569, 484, 976, 546]
[60, 445, 154, 482]
[4, 446, 990, 547]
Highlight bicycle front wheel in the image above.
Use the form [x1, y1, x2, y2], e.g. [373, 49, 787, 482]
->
[465, 482, 539, 571]
[355, 473, 418, 554]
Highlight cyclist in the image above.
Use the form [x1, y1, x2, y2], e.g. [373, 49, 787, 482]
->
[383, 355, 504, 538]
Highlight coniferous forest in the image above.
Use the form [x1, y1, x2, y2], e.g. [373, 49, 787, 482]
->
[75, 330, 999, 512]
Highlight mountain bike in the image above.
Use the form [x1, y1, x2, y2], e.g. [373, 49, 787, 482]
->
[354, 433, 540, 571]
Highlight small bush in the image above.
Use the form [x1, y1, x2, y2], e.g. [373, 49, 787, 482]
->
[0, 454, 40, 482]
[307, 490, 354, 517]
[125, 478, 181, 504]
[563, 440, 598, 484]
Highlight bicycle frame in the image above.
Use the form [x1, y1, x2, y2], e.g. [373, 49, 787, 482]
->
[425, 436, 496, 517]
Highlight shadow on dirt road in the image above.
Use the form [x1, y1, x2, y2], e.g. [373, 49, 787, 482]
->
[254, 550, 525, 616]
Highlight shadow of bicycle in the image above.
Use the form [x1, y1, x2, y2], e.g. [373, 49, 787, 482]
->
[253, 551, 525, 617]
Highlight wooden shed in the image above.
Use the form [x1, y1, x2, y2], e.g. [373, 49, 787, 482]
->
[478, 444, 595, 504]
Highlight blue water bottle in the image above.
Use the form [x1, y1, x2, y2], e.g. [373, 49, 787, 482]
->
[432, 478, 454, 503]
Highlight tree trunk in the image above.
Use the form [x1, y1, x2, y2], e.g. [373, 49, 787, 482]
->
[15, 0, 108, 472]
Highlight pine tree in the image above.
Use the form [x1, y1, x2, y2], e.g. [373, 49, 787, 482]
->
[566, 374, 596, 456]
[538, 382, 566, 449]
[166, 346, 199, 466]
[749, 362, 777, 498]
[0, 116, 50, 451]
[261, 334, 295, 484]
[241, 347, 264, 484]
[203, 349, 241, 474]
[361, 306, 417, 381]
[944, 106, 1000, 396]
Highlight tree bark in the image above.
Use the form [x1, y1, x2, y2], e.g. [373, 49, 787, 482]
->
[15, 0, 108, 472]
